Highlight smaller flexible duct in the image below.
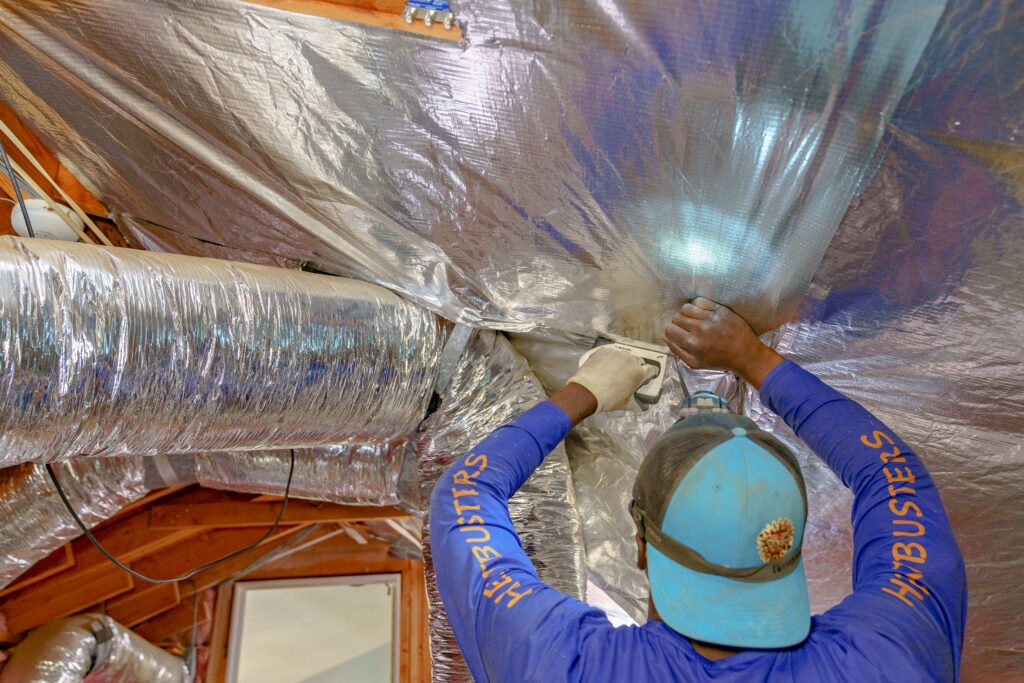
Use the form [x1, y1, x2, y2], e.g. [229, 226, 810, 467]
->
[0, 614, 187, 682]
[195, 443, 405, 506]
[0, 459, 148, 590]
[0, 236, 444, 467]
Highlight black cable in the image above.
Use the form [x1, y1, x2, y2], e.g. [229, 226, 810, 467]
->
[0, 136, 34, 238]
[45, 449, 296, 584]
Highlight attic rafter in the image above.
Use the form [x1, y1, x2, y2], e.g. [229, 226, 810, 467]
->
[240, 0, 463, 41]
[147, 499, 409, 528]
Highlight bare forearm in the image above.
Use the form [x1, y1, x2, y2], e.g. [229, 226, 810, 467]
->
[733, 344, 785, 391]
[548, 382, 598, 427]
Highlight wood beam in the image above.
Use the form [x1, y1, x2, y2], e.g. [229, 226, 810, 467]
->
[0, 99, 106, 215]
[3, 569, 133, 633]
[240, 0, 462, 41]
[101, 581, 182, 628]
[147, 500, 408, 529]
[0, 509, 204, 634]
[133, 592, 213, 643]
[0, 545, 75, 599]
[206, 583, 235, 683]
[128, 524, 307, 584]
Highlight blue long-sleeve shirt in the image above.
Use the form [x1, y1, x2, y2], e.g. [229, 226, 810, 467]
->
[429, 360, 967, 682]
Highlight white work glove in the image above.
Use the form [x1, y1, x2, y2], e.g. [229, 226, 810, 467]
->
[567, 346, 657, 413]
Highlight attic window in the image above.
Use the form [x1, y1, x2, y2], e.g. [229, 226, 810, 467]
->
[225, 574, 401, 682]
[241, 0, 463, 41]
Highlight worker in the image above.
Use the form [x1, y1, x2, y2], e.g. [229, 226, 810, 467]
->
[430, 297, 966, 681]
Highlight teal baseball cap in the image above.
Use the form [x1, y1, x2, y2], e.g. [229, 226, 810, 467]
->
[631, 411, 810, 649]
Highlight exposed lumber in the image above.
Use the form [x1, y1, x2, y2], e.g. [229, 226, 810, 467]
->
[206, 583, 235, 683]
[240, 0, 462, 41]
[3, 569, 133, 633]
[102, 485, 190, 523]
[0, 545, 75, 599]
[173, 525, 313, 595]
[0, 631, 24, 647]
[0, 100, 107, 216]
[133, 592, 213, 643]
[128, 525, 306, 583]
[0, 511, 202, 633]
[102, 581, 182, 628]
[405, 560, 430, 683]
[147, 500, 408, 528]
[242, 535, 402, 580]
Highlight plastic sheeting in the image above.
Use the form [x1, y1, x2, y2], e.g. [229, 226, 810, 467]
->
[0, 614, 187, 682]
[0, 0, 1021, 678]
[414, 330, 586, 681]
[0, 458, 147, 590]
[0, 236, 444, 466]
[195, 443, 406, 506]
[0, 0, 941, 335]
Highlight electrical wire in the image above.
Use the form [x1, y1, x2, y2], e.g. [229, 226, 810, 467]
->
[45, 449, 296, 584]
[0, 136, 34, 237]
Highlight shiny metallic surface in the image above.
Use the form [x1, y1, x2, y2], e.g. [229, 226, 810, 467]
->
[0, 0, 941, 335]
[0, 236, 444, 465]
[0, 614, 187, 682]
[195, 443, 406, 506]
[415, 330, 585, 680]
[0, 458, 147, 590]
[0, 0, 1018, 677]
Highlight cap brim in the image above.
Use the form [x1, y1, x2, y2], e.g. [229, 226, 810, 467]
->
[647, 546, 810, 649]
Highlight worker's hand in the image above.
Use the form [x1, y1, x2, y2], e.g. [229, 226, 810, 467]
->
[566, 346, 657, 413]
[663, 297, 784, 389]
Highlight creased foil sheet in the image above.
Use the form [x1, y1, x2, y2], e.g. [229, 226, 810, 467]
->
[0, 458, 147, 590]
[0, 236, 443, 466]
[0, 0, 1021, 678]
[0, 614, 187, 682]
[414, 330, 585, 681]
[195, 443, 405, 506]
[0, 0, 941, 335]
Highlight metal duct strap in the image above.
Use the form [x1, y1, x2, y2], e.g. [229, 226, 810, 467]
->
[0, 613, 188, 682]
[413, 330, 586, 681]
[0, 237, 444, 466]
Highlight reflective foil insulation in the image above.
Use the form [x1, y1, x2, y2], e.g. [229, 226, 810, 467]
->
[0, 458, 147, 590]
[0, 614, 188, 682]
[414, 330, 586, 680]
[0, 0, 1020, 679]
[0, 0, 941, 335]
[0, 236, 444, 465]
[195, 443, 406, 506]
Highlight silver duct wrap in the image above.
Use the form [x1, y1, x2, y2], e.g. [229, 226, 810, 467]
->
[0, 459, 147, 590]
[0, 0, 1021, 678]
[0, 236, 444, 466]
[0, 0, 941, 334]
[195, 443, 405, 506]
[414, 330, 585, 681]
[0, 614, 187, 682]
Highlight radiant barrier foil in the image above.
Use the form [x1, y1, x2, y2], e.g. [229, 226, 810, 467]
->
[0, 236, 443, 465]
[0, 458, 147, 590]
[0, 614, 188, 682]
[414, 330, 586, 681]
[195, 443, 405, 506]
[1, 0, 1022, 678]
[0, 0, 941, 335]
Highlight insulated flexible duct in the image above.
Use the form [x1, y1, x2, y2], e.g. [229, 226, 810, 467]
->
[195, 443, 406, 506]
[0, 614, 188, 682]
[0, 459, 148, 590]
[414, 330, 586, 681]
[0, 236, 445, 466]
